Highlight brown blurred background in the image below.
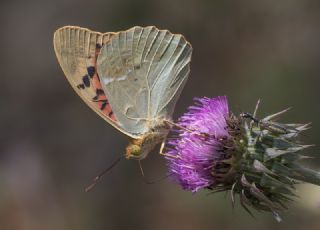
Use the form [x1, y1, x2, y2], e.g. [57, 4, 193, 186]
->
[1, 0, 320, 229]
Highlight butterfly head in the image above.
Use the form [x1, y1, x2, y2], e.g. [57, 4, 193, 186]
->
[126, 141, 142, 159]
[125, 135, 163, 160]
[125, 127, 169, 160]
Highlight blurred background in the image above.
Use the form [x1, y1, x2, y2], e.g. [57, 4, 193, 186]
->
[1, 0, 320, 229]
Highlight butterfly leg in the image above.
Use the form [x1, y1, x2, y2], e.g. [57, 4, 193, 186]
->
[159, 139, 180, 159]
[138, 159, 171, 184]
[138, 160, 145, 177]
[164, 119, 211, 139]
[164, 119, 195, 133]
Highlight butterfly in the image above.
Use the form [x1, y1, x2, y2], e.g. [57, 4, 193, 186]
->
[53, 26, 192, 160]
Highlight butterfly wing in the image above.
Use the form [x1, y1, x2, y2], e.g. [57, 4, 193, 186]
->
[97, 26, 192, 135]
[53, 26, 137, 138]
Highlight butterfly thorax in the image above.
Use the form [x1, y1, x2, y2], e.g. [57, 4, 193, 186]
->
[125, 120, 170, 160]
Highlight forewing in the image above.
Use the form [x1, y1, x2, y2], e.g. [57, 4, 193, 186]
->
[97, 26, 192, 135]
[53, 26, 135, 137]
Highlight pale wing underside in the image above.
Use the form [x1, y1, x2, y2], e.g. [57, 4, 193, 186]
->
[97, 26, 192, 135]
[53, 26, 136, 137]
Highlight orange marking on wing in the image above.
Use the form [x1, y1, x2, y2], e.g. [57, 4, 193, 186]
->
[90, 44, 117, 122]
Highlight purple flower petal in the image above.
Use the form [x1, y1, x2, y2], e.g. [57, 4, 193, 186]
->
[166, 96, 230, 192]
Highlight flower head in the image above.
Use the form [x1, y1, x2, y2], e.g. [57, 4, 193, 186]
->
[166, 96, 320, 222]
[166, 96, 231, 192]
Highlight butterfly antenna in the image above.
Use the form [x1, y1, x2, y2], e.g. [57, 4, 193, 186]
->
[85, 155, 125, 192]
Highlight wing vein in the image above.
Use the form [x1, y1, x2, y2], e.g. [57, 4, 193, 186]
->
[149, 34, 175, 91]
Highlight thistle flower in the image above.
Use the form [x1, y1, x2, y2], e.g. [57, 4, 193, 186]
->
[166, 96, 320, 221]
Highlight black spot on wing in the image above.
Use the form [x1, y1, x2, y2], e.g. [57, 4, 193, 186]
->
[96, 89, 104, 95]
[101, 101, 108, 110]
[87, 66, 95, 78]
[82, 75, 90, 87]
[77, 84, 85, 89]
[96, 44, 102, 49]
[93, 99, 108, 103]
[108, 111, 113, 117]
[92, 89, 105, 101]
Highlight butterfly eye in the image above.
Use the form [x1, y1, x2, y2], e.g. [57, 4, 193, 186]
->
[126, 144, 141, 159]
